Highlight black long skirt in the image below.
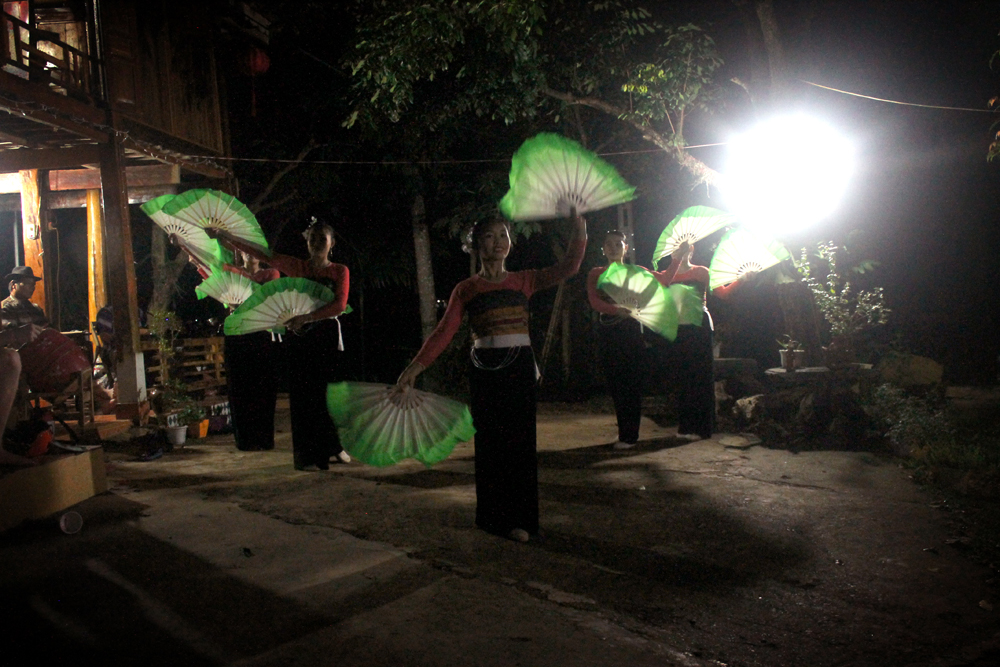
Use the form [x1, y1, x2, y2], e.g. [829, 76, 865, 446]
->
[286, 320, 344, 469]
[225, 331, 277, 451]
[468, 346, 539, 536]
[675, 311, 715, 439]
[596, 316, 645, 444]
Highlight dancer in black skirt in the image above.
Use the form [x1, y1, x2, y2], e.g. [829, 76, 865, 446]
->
[211, 219, 351, 470]
[396, 214, 587, 542]
[225, 251, 280, 451]
[587, 231, 680, 449]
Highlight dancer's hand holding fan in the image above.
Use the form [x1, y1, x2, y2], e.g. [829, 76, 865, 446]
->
[326, 382, 475, 467]
[708, 228, 791, 290]
[141, 194, 231, 270]
[596, 263, 701, 341]
[499, 133, 636, 221]
[652, 206, 738, 269]
[161, 189, 270, 256]
[224, 277, 351, 335]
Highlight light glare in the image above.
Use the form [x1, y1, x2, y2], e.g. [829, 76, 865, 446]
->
[723, 115, 854, 236]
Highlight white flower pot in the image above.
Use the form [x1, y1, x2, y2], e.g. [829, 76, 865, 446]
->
[165, 425, 188, 446]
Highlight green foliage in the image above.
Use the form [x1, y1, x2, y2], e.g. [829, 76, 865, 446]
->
[344, 1, 722, 149]
[776, 334, 800, 351]
[147, 309, 183, 357]
[620, 24, 723, 138]
[868, 383, 954, 456]
[796, 242, 889, 343]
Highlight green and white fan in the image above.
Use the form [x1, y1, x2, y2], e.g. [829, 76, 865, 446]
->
[652, 206, 738, 269]
[224, 277, 344, 335]
[195, 268, 258, 308]
[669, 282, 707, 326]
[499, 133, 636, 221]
[596, 263, 696, 341]
[162, 189, 269, 255]
[708, 227, 791, 290]
[326, 382, 475, 468]
[141, 194, 229, 269]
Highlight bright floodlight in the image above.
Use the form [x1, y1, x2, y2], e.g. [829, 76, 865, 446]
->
[723, 115, 853, 237]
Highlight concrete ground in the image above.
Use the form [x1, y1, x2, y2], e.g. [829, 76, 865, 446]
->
[2, 406, 999, 667]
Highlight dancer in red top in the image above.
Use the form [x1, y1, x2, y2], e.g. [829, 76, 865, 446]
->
[655, 241, 747, 440]
[586, 231, 681, 449]
[397, 214, 587, 542]
[211, 219, 351, 470]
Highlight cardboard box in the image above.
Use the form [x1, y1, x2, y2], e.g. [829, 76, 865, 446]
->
[0, 446, 107, 532]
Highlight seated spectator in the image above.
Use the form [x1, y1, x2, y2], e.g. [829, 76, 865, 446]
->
[1, 266, 48, 330]
[0, 324, 42, 466]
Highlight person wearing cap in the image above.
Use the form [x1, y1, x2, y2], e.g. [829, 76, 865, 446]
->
[2, 266, 48, 330]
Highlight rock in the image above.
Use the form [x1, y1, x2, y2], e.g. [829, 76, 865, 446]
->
[735, 394, 765, 422]
[877, 353, 943, 387]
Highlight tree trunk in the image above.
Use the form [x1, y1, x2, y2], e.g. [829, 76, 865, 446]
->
[411, 195, 438, 340]
[777, 280, 824, 366]
[539, 280, 566, 384]
[149, 228, 188, 314]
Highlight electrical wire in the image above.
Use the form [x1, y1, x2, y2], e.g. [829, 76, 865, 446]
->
[800, 80, 1000, 113]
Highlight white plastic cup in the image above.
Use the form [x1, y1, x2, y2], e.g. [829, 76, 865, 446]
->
[59, 511, 83, 534]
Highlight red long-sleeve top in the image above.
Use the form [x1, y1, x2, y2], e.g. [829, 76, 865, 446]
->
[586, 262, 682, 316]
[224, 238, 349, 321]
[658, 255, 743, 303]
[224, 264, 281, 284]
[413, 236, 588, 368]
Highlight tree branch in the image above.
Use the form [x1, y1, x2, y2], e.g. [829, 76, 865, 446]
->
[541, 88, 721, 188]
[248, 138, 320, 214]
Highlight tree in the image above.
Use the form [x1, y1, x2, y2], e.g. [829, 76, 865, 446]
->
[344, 1, 725, 187]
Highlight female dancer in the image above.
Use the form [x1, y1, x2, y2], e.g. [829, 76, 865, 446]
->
[659, 240, 745, 441]
[210, 219, 351, 470]
[586, 231, 680, 449]
[223, 251, 280, 451]
[396, 214, 587, 542]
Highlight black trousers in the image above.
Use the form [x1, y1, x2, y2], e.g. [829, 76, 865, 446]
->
[674, 311, 715, 438]
[286, 320, 344, 468]
[468, 346, 539, 536]
[597, 316, 644, 444]
[225, 331, 277, 451]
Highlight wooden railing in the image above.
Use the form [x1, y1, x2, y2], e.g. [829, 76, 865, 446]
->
[1, 11, 100, 100]
[141, 336, 227, 392]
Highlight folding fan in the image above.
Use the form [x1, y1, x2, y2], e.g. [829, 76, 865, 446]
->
[596, 263, 692, 341]
[669, 282, 707, 326]
[708, 227, 791, 290]
[141, 194, 229, 269]
[326, 382, 475, 467]
[223, 277, 343, 335]
[498, 133, 636, 221]
[161, 189, 270, 255]
[195, 268, 258, 307]
[651, 206, 738, 269]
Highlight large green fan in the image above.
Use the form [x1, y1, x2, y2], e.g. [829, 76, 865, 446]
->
[651, 206, 738, 269]
[499, 133, 636, 221]
[224, 277, 345, 335]
[195, 268, 258, 307]
[326, 382, 475, 468]
[141, 194, 229, 269]
[708, 228, 791, 290]
[162, 189, 269, 255]
[669, 282, 707, 326]
[596, 263, 701, 341]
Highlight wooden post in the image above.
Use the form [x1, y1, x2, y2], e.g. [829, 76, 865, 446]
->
[99, 136, 146, 418]
[86, 189, 107, 355]
[17, 169, 46, 314]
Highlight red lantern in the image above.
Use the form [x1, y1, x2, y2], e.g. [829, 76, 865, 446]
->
[242, 46, 270, 116]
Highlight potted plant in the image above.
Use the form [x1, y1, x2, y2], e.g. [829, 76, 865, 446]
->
[179, 403, 208, 439]
[777, 335, 805, 372]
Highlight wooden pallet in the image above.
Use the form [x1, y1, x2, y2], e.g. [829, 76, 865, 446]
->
[141, 336, 226, 391]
